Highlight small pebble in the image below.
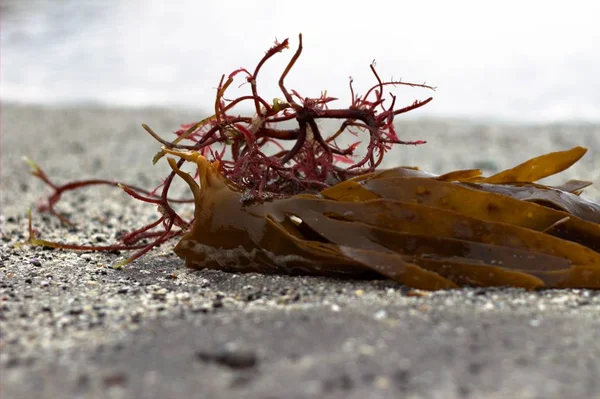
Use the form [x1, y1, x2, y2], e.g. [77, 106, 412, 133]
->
[212, 299, 224, 308]
[152, 288, 168, 300]
[374, 376, 391, 390]
[374, 309, 388, 320]
[191, 303, 211, 313]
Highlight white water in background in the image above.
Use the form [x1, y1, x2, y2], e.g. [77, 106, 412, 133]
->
[2, 0, 599, 122]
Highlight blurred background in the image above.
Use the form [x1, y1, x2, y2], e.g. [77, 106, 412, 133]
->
[1, 0, 599, 122]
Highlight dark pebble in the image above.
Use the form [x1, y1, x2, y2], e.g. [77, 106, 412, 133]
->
[113, 343, 125, 352]
[30, 258, 42, 267]
[103, 372, 128, 388]
[88, 319, 103, 328]
[76, 374, 91, 393]
[291, 293, 302, 302]
[5, 357, 20, 369]
[322, 373, 353, 392]
[468, 362, 483, 375]
[6, 356, 36, 368]
[130, 313, 142, 323]
[393, 369, 411, 390]
[196, 348, 258, 370]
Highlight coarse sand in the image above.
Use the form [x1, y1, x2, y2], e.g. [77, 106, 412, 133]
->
[1, 104, 599, 399]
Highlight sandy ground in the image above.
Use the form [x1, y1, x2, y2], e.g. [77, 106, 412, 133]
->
[1, 104, 599, 399]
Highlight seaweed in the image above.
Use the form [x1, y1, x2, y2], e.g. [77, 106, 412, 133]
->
[24, 35, 600, 290]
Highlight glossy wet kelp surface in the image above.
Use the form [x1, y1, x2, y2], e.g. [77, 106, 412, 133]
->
[166, 147, 600, 290]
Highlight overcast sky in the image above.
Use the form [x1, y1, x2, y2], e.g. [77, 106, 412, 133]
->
[2, 0, 599, 122]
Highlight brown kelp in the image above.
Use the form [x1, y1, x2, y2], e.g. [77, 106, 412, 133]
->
[25, 35, 600, 290]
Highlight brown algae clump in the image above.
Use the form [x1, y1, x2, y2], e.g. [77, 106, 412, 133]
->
[25, 34, 600, 290]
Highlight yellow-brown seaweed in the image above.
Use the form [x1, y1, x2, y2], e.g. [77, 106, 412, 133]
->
[165, 147, 600, 290]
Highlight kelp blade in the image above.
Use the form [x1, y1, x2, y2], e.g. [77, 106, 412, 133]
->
[322, 177, 600, 251]
[171, 147, 600, 290]
[480, 146, 587, 184]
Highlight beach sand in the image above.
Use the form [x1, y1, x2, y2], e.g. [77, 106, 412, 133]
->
[1, 104, 599, 399]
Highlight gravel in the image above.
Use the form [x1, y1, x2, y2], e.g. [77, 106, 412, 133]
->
[1, 104, 599, 399]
